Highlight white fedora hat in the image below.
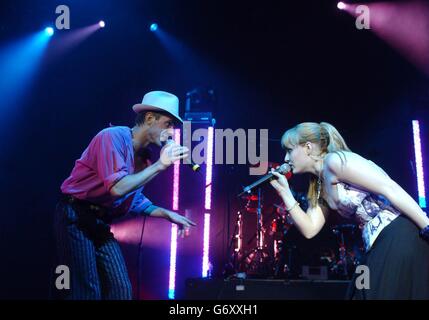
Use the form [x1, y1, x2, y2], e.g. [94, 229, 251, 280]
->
[132, 91, 183, 123]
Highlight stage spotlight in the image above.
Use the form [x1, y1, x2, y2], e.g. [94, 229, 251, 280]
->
[337, 2, 346, 10]
[0, 29, 52, 140]
[45, 27, 54, 36]
[99, 20, 105, 28]
[150, 23, 158, 32]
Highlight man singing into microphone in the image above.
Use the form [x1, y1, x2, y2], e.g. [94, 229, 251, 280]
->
[55, 91, 196, 300]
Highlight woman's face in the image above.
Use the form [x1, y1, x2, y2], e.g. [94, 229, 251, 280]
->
[284, 143, 310, 174]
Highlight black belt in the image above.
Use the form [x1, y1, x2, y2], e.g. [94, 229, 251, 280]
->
[61, 194, 112, 221]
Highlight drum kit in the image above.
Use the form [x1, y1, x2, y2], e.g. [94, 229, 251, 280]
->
[226, 186, 364, 280]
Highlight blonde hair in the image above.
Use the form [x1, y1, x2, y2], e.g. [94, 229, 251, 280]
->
[281, 122, 351, 208]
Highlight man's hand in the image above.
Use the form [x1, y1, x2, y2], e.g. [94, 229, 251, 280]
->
[157, 141, 189, 170]
[152, 208, 196, 237]
[166, 210, 196, 237]
[149, 207, 196, 237]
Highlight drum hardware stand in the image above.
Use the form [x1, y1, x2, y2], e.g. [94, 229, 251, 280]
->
[332, 224, 359, 279]
[241, 187, 272, 277]
[272, 203, 296, 278]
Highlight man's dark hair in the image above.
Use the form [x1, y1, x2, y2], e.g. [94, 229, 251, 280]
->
[135, 110, 177, 126]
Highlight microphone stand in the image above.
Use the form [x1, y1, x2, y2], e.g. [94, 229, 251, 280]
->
[223, 165, 242, 278]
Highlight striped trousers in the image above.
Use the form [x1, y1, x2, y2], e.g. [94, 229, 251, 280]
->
[54, 201, 132, 300]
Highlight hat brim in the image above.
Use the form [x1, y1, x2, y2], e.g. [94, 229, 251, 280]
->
[132, 104, 183, 123]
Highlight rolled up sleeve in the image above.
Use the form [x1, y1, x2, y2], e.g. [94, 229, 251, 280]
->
[129, 191, 157, 216]
[94, 130, 129, 192]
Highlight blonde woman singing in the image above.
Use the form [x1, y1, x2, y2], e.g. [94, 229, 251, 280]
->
[270, 122, 429, 299]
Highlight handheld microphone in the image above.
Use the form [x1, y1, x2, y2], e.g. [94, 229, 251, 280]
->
[165, 137, 201, 172]
[238, 163, 291, 197]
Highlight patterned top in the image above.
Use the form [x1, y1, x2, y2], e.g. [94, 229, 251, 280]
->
[333, 182, 401, 252]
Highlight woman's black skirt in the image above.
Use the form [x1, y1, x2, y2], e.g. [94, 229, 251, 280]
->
[348, 214, 429, 300]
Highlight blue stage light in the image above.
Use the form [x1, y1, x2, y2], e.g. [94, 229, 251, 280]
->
[0, 29, 52, 143]
[45, 27, 54, 36]
[150, 23, 158, 32]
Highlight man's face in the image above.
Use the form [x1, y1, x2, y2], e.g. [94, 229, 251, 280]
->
[147, 114, 175, 147]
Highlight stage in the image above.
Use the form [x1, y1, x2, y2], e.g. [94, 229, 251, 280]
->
[1, 0, 429, 301]
[185, 278, 350, 300]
